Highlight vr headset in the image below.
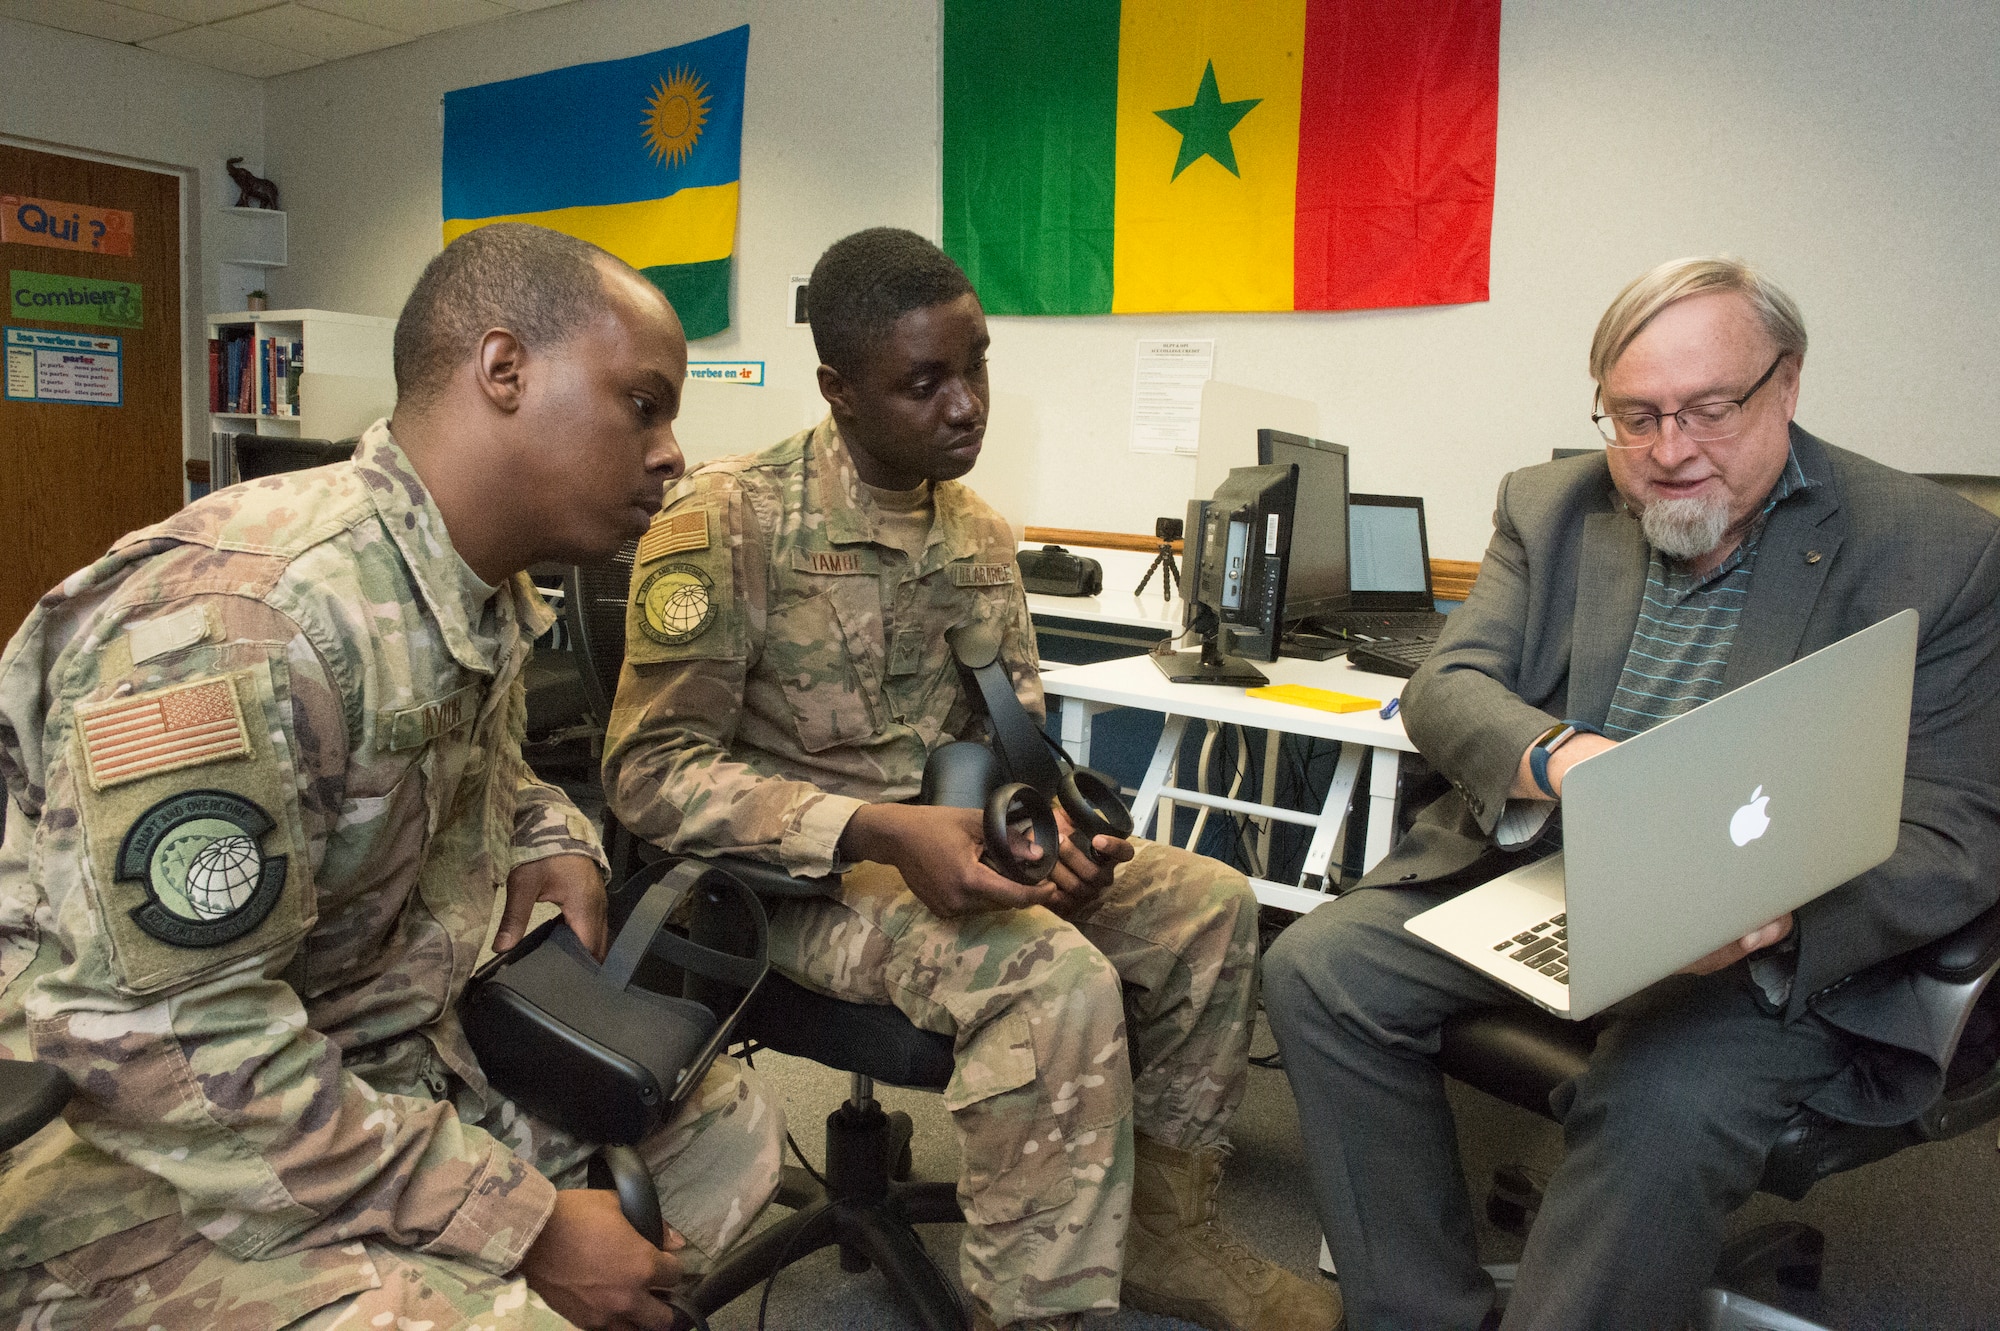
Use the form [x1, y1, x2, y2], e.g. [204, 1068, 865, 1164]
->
[462, 860, 770, 1147]
[1016, 544, 1103, 597]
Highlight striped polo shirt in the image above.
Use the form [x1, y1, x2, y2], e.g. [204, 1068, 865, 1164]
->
[1601, 448, 1814, 741]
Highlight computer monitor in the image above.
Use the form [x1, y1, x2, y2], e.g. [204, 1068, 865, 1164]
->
[1153, 462, 1297, 687]
[1255, 429, 1350, 622]
[1347, 494, 1434, 609]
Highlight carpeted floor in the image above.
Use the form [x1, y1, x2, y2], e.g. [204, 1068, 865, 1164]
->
[543, 779, 2000, 1330]
[702, 1013, 2000, 1331]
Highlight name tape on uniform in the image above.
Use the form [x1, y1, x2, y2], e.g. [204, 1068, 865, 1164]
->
[380, 684, 482, 752]
[952, 563, 1016, 587]
[801, 551, 862, 575]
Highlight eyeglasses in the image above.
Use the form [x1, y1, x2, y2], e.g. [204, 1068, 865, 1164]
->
[1591, 354, 1786, 447]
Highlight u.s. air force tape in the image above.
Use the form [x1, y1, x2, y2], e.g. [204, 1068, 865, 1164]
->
[636, 562, 718, 646]
[115, 789, 288, 948]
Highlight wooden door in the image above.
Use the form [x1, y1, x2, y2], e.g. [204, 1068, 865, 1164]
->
[0, 144, 182, 639]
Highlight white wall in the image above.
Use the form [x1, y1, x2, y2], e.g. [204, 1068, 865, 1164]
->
[264, 0, 2000, 559]
[0, 17, 265, 463]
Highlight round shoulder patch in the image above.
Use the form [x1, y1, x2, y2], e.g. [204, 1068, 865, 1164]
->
[115, 790, 289, 947]
[636, 562, 718, 646]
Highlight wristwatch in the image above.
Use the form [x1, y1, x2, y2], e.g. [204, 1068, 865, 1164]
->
[1528, 720, 1601, 799]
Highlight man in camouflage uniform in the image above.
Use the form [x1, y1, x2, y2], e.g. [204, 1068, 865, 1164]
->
[602, 228, 1338, 1331]
[0, 224, 782, 1331]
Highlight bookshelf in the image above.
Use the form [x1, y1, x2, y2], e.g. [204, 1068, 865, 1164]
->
[206, 308, 395, 485]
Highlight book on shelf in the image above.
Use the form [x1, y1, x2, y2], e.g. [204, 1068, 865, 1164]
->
[212, 326, 255, 413]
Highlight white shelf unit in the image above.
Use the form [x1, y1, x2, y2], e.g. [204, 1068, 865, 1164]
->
[216, 207, 287, 267]
[214, 208, 288, 312]
[207, 308, 395, 484]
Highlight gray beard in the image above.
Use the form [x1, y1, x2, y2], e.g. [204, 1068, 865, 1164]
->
[1640, 494, 1731, 562]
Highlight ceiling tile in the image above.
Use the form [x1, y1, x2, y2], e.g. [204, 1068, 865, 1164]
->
[209, 1, 399, 58]
[117, 0, 269, 21]
[302, 0, 506, 38]
[141, 20, 318, 74]
[0, 0, 187, 41]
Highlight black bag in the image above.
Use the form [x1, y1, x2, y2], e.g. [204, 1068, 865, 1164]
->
[461, 861, 769, 1146]
[1016, 544, 1103, 596]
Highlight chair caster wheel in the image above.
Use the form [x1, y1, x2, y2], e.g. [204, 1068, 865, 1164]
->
[1485, 1163, 1545, 1236]
[887, 1110, 914, 1181]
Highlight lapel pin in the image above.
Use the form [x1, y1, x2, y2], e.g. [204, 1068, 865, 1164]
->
[1805, 550, 1822, 564]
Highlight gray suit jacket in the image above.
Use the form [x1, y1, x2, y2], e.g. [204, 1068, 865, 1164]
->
[1365, 426, 2000, 1123]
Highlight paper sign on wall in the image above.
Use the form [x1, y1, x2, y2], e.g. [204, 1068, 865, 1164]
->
[10, 270, 143, 329]
[1130, 339, 1214, 455]
[0, 195, 136, 256]
[688, 361, 764, 385]
[5, 326, 123, 406]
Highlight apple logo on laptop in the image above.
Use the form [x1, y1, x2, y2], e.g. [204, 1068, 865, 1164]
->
[1730, 786, 1771, 846]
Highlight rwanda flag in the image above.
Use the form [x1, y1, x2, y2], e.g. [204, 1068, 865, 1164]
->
[443, 26, 747, 339]
[942, 1, 1498, 316]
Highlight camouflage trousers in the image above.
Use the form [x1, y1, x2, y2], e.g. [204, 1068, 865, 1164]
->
[0, 1057, 782, 1331]
[770, 838, 1259, 1327]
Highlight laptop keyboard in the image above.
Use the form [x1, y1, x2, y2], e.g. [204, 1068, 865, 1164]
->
[1346, 635, 1440, 679]
[1313, 609, 1448, 640]
[1493, 912, 1568, 984]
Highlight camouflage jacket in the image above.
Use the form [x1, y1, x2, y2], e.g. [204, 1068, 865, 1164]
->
[602, 419, 1040, 877]
[0, 422, 602, 1302]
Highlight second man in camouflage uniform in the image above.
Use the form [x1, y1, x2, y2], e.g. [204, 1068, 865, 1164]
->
[603, 228, 1338, 1331]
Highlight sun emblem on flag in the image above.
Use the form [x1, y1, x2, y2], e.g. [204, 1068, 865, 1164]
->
[643, 67, 710, 168]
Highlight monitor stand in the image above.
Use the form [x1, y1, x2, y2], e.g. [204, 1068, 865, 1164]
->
[1278, 629, 1349, 662]
[1151, 635, 1269, 687]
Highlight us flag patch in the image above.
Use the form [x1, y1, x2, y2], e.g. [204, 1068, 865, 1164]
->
[637, 508, 708, 565]
[75, 677, 251, 791]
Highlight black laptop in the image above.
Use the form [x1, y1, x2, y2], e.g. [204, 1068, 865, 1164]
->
[1312, 494, 1447, 641]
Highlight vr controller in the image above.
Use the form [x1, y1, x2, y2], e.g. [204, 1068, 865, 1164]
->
[919, 740, 1133, 885]
[924, 626, 1135, 886]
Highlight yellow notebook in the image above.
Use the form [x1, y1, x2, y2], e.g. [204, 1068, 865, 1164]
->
[1245, 683, 1381, 714]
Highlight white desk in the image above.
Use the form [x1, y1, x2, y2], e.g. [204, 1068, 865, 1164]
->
[1040, 652, 1415, 916]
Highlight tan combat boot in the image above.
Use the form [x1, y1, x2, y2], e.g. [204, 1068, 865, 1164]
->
[1121, 1135, 1343, 1331]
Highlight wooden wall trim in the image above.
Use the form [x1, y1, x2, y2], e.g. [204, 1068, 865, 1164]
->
[1022, 525, 1482, 601]
[1430, 559, 1480, 602]
[1023, 525, 1181, 555]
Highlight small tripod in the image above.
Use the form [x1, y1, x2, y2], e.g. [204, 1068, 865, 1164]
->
[1134, 516, 1184, 602]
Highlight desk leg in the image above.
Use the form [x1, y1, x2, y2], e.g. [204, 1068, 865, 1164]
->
[1058, 696, 1093, 769]
[1251, 729, 1279, 878]
[1131, 714, 1190, 843]
[1363, 749, 1402, 873]
[1298, 743, 1363, 892]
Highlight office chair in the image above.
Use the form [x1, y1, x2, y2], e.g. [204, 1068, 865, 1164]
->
[0, 1058, 72, 1153]
[1436, 897, 2000, 1331]
[566, 549, 971, 1330]
[1919, 472, 2000, 519]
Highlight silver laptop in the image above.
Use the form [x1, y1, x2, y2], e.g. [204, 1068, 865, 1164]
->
[1406, 610, 1917, 1020]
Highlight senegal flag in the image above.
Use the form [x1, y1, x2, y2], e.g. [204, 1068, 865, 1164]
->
[942, 1, 1498, 316]
[443, 26, 747, 339]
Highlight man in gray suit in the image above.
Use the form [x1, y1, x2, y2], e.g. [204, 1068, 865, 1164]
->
[1264, 256, 2000, 1331]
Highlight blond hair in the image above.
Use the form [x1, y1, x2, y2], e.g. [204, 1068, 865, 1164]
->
[1588, 256, 1807, 385]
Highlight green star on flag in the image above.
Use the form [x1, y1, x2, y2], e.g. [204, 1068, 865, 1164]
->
[1155, 60, 1261, 180]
